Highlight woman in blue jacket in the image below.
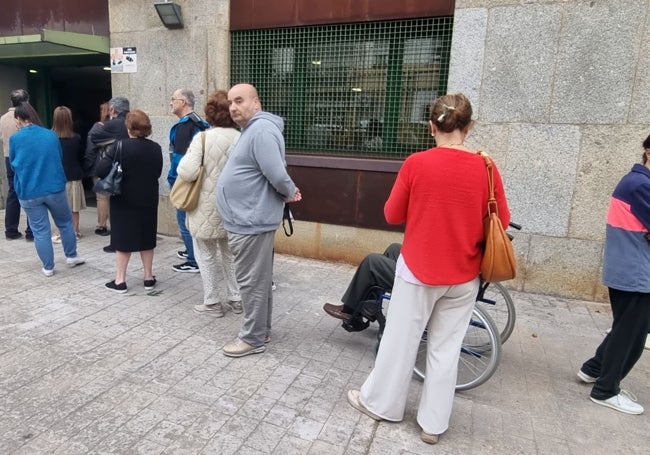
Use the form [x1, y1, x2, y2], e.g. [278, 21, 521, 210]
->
[9, 102, 85, 276]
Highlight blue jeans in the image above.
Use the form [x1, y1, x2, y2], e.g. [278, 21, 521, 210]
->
[176, 209, 196, 265]
[20, 190, 78, 270]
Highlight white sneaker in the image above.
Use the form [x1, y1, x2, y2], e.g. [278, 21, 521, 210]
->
[42, 268, 54, 277]
[193, 303, 224, 317]
[347, 390, 382, 421]
[226, 300, 243, 314]
[590, 390, 644, 415]
[51, 234, 61, 244]
[577, 370, 597, 383]
[223, 338, 265, 357]
[66, 256, 86, 267]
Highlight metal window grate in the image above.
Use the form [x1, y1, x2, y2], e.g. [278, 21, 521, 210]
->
[231, 17, 453, 159]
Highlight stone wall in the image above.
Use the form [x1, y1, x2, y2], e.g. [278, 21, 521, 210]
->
[107, 0, 232, 235]
[449, 0, 650, 300]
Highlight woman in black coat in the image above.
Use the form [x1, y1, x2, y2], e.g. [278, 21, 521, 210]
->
[95, 109, 163, 293]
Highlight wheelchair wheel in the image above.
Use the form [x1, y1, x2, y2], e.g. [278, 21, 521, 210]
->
[413, 305, 502, 391]
[476, 281, 516, 343]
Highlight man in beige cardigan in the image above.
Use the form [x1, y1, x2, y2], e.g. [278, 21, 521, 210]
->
[1, 89, 33, 240]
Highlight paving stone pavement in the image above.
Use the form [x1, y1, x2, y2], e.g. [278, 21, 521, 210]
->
[0, 208, 648, 454]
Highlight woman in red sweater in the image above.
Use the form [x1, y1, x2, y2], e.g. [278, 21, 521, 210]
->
[347, 93, 511, 444]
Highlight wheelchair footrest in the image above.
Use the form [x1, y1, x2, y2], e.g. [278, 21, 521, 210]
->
[342, 318, 370, 332]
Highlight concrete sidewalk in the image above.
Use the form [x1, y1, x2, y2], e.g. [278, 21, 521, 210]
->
[0, 208, 648, 454]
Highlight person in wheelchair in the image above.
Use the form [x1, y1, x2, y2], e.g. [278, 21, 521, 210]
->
[323, 243, 401, 332]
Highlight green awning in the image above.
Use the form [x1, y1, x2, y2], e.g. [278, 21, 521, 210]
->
[0, 29, 109, 64]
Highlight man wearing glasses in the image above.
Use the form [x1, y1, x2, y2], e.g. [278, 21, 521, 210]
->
[168, 88, 209, 273]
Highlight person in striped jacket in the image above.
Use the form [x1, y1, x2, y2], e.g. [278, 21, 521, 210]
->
[578, 134, 650, 415]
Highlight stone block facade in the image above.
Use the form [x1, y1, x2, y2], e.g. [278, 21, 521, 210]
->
[449, 0, 650, 300]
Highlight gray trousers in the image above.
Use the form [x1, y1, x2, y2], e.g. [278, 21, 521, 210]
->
[227, 230, 275, 347]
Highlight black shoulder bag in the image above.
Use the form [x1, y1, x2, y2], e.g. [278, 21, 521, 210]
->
[92, 140, 123, 196]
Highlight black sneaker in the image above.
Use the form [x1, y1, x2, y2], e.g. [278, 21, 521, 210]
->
[95, 227, 110, 236]
[5, 231, 22, 240]
[103, 245, 116, 253]
[172, 262, 200, 273]
[105, 280, 127, 293]
[144, 277, 157, 290]
[25, 233, 34, 241]
[176, 250, 189, 260]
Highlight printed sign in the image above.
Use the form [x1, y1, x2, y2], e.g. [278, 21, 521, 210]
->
[110, 47, 137, 73]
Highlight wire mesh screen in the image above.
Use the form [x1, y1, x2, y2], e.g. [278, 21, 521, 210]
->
[231, 17, 453, 159]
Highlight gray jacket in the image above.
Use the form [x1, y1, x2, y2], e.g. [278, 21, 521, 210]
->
[216, 111, 296, 235]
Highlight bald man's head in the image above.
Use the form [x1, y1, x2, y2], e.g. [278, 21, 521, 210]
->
[228, 83, 261, 127]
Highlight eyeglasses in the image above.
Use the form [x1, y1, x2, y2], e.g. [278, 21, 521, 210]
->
[170, 97, 186, 102]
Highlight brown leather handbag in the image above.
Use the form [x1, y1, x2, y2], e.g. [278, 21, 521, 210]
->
[478, 151, 516, 282]
[170, 132, 205, 212]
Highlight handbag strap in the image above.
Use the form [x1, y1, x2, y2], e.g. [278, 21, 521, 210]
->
[200, 132, 206, 166]
[282, 203, 294, 236]
[477, 151, 498, 216]
[106, 139, 122, 164]
[112, 140, 123, 164]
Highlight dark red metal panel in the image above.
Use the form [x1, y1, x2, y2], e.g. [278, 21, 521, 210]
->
[0, 0, 109, 37]
[356, 170, 397, 228]
[289, 166, 358, 226]
[231, 0, 454, 30]
[286, 155, 403, 231]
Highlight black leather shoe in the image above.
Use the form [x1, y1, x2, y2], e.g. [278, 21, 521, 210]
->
[103, 245, 116, 253]
[25, 233, 34, 241]
[5, 231, 22, 240]
[323, 303, 352, 320]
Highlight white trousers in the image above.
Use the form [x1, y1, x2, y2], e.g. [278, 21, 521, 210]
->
[359, 275, 478, 435]
[193, 237, 241, 305]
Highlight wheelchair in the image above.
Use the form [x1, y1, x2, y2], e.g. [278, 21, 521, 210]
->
[341, 285, 502, 391]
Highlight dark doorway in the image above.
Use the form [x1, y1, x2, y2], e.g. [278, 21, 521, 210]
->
[23, 63, 111, 199]
[27, 65, 111, 138]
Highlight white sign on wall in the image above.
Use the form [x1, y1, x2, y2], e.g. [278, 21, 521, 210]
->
[110, 47, 137, 73]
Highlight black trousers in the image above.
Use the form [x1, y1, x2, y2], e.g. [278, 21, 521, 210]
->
[581, 288, 650, 400]
[341, 243, 401, 313]
[4, 157, 31, 235]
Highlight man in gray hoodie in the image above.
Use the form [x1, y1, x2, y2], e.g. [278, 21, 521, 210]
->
[217, 83, 301, 357]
